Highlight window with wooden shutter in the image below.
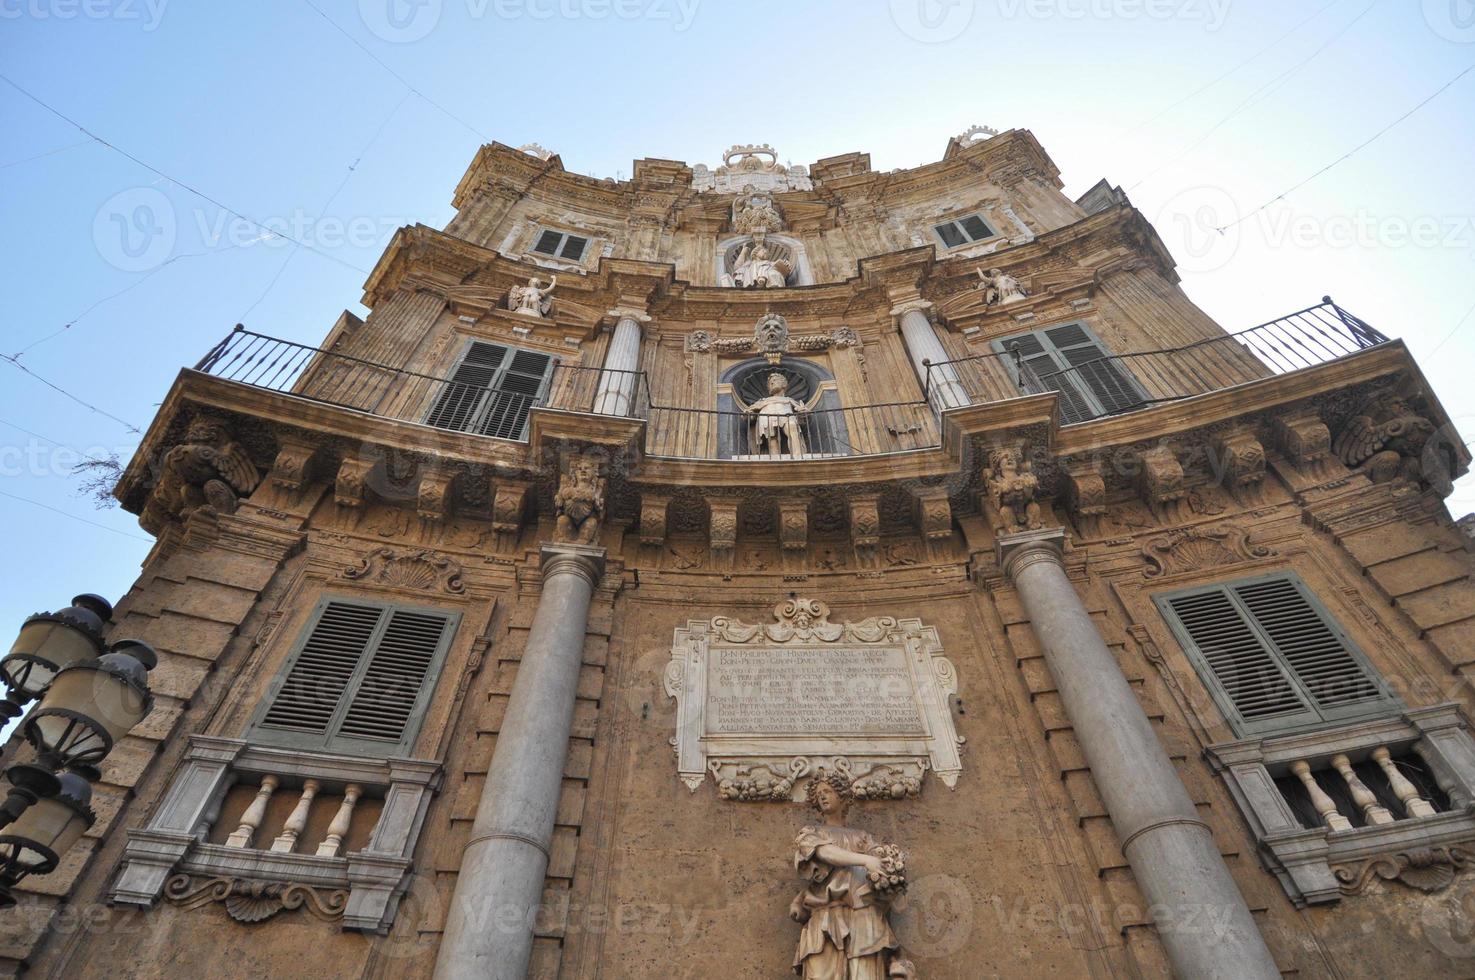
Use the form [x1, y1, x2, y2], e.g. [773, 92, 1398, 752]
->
[252, 598, 459, 756]
[424, 341, 555, 441]
[531, 228, 588, 262]
[932, 212, 997, 249]
[1155, 573, 1396, 736]
[991, 322, 1147, 423]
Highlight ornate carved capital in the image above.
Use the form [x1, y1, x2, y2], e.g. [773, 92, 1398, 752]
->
[539, 543, 606, 587]
[889, 298, 934, 321]
[996, 527, 1068, 583]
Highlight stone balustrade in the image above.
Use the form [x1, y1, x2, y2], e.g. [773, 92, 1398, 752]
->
[111, 736, 440, 933]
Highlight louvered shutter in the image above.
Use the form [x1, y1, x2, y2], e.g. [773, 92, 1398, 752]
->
[425, 342, 507, 432]
[254, 599, 458, 756]
[1156, 574, 1394, 736]
[992, 331, 1095, 424]
[533, 229, 563, 255]
[478, 348, 553, 440]
[1042, 323, 1145, 417]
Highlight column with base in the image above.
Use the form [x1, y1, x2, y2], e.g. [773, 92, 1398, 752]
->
[998, 528, 1279, 980]
[893, 299, 968, 410]
[433, 543, 605, 980]
[592, 308, 649, 416]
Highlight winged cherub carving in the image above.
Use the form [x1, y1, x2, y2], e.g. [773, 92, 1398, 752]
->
[157, 416, 261, 517]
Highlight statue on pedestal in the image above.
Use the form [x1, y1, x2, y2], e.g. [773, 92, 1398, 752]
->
[509, 275, 556, 318]
[745, 372, 809, 457]
[790, 772, 916, 979]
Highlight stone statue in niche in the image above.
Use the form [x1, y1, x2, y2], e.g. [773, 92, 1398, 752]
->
[745, 372, 809, 457]
[790, 771, 916, 979]
[986, 446, 1043, 533]
[508, 275, 556, 318]
[727, 239, 792, 289]
[552, 456, 605, 544]
[975, 267, 1027, 306]
[155, 416, 261, 518]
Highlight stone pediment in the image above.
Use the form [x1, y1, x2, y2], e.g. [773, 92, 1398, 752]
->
[664, 598, 964, 801]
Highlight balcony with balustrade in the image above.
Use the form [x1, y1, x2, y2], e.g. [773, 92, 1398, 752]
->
[186, 298, 1394, 471]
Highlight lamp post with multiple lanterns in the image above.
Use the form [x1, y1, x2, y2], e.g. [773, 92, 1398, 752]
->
[0, 595, 155, 907]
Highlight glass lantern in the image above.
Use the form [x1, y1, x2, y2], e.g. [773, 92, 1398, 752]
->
[0, 595, 112, 718]
[23, 641, 156, 770]
[0, 771, 94, 905]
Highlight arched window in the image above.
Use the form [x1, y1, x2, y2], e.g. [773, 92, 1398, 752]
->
[717, 357, 849, 459]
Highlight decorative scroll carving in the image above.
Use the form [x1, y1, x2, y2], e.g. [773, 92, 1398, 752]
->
[143, 416, 261, 531]
[1334, 846, 1473, 895]
[1333, 392, 1453, 494]
[1275, 411, 1333, 474]
[343, 547, 466, 594]
[667, 600, 963, 799]
[553, 455, 605, 544]
[684, 314, 861, 362]
[267, 438, 322, 493]
[163, 874, 349, 923]
[1141, 526, 1275, 579]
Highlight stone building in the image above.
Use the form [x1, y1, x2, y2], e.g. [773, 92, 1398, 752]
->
[4, 127, 1474, 978]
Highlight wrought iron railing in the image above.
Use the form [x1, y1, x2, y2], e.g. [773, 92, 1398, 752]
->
[192, 298, 1389, 457]
[925, 298, 1389, 425]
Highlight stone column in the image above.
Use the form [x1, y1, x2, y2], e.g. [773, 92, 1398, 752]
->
[592, 308, 649, 416]
[999, 529, 1278, 980]
[434, 543, 605, 980]
[893, 300, 968, 410]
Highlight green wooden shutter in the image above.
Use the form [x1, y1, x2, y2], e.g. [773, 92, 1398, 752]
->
[426, 342, 554, 441]
[1155, 573, 1394, 736]
[254, 598, 459, 756]
[425, 342, 508, 431]
[477, 348, 553, 440]
[992, 323, 1146, 423]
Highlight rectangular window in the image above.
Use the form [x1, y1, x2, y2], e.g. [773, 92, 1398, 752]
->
[424, 341, 555, 441]
[991, 322, 1147, 424]
[531, 228, 589, 262]
[932, 212, 997, 249]
[251, 598, 459, 756]
[1155, 573, 1397, 736]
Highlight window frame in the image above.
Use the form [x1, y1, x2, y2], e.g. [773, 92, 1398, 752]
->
[1154, 571, 1399, 737]
[529, 226, 590, 263]
[931, 211, 999, 250]
[248, 595, 460, 758]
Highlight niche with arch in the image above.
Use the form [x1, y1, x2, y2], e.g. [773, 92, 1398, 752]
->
[717, 356, 849, 459]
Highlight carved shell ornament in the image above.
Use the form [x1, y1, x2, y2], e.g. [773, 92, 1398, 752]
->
[1141, 526, 1275, 579]
[163, 874, 349, 923]
[342, 547, 466, 594]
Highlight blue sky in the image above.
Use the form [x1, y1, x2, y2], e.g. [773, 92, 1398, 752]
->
[1, 0, 1472, 641]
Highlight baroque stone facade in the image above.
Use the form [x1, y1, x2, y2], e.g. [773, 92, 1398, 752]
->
[6, 128, 1474, 980]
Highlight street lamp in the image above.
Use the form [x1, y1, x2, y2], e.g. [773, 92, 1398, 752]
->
[0, 596, 112, 721]
[0, 595, 154, 909]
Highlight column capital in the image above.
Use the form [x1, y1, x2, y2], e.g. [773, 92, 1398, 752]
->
[603, 306, 652, 326]
[889, 298, 934, 321]
[996, 527, 1068, 582]
[540, 543, 606, 587]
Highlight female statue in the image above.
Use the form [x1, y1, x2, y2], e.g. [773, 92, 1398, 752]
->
[790, 772, 914, 979]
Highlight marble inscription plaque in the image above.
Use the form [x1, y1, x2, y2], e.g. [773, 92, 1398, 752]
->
[706, 646, 926, 736]
[666, 598, 964, 800]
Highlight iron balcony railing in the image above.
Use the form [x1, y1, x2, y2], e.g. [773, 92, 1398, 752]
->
[924, 298, 1389, 424]
[193, 298, 1389, 459]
